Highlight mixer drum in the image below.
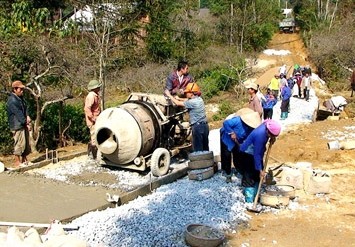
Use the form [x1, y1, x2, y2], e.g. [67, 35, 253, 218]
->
[95, 104, 158, 165]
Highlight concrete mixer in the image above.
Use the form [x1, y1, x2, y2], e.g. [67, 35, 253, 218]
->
[94, 93, 192, 176]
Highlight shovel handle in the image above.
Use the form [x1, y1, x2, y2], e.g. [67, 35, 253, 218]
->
[252, 142, 273, 209]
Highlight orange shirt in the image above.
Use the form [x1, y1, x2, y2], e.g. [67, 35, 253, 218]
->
[84, 91, 101, 127]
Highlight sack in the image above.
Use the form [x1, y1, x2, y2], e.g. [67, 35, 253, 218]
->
[278, 166, 304, 189]
[305, 170, 331, 194]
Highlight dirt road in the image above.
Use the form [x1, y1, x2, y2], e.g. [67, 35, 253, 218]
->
[228, 33, 355, 246]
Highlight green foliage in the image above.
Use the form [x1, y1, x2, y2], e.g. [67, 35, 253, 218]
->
[199, 68, 235, 99]
[0, 102, 13, 154]
[0, 1, 50, 35]
[197, 56, 247, 99]
[40, 103, 88, 150]
[210, 0, 279, 52]
[211, 100, 234, 121]
[247, 23, 275, 51]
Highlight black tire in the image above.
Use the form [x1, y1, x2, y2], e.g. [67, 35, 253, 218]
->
[151, 148, 170, 177]
[188, 159, 214, 170]
[188, 151, 214, 162]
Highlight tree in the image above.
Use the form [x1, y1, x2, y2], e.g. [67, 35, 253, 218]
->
[210, 0, 279, 52]
[0, 2, 86, 151]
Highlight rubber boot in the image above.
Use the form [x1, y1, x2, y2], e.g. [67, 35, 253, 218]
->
[285, 112, 288, 119]
[280, 112, 286, 120]
[244, 187, 257, 203]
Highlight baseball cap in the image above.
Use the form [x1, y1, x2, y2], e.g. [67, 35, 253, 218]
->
[12, 80, 25, 88]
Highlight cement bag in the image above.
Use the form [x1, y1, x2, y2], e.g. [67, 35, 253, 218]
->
[305, 170, 331, 194]
[278, 166, 303, 189]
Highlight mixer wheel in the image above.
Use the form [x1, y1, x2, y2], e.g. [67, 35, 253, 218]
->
[151, 148, 171, 176]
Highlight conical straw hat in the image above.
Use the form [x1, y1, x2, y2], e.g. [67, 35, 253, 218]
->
[225, 108, 254, 120]
[236, 108, 254, 116]
[240, 111, 261, 129]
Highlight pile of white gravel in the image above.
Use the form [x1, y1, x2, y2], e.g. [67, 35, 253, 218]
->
[69, 174, 250, 247]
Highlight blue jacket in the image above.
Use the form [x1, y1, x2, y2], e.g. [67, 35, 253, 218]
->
[220, 116, 253, 151]
[240, 123, 269, 171]
[7, 93, 28, 131]
[262, 94, 277, 109]
[281, 86, 292, 101]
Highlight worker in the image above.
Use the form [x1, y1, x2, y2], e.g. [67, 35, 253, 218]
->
[262, 88, 277, 120]
[301, 72, 312, 101]
[220, 108, 261, 182]
[280, 80, 292, 120]
[164, 60, 194, 97]
[237, 119, 281, 203]
[165, 82, 209, 152]
[6, 80, 32, 168]
[294, 72, 303, 98]
[268, 74, 281, 99]
[246, 82, 263, 117]
[84, 79, 102, 160]
[279, 64, 287, 76]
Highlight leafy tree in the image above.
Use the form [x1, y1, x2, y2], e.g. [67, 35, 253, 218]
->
[209, 0, 279, 52]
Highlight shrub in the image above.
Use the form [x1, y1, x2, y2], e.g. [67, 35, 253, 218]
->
[0, 102, 13, 154]
[211, 100, 235, 121]
[39, 103, 89, 150]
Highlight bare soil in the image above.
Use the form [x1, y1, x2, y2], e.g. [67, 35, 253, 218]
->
[1, 33, 354, 246]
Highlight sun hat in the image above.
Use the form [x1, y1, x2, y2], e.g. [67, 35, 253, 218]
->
[265, 119, 281, 136]
[12, 80, 25, 88]
[240, 111, 262, 129]
[236, 108, 254, 116]
[246, 82, 258, 91]
[87, 80, 102, 90]
[225, 108, 254, 120]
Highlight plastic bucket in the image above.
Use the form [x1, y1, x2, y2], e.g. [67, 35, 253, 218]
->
[0, 162, 5, 173]
[327, 141, 340, 150]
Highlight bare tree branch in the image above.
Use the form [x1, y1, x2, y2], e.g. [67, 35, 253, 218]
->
[40, 96, 73, 115]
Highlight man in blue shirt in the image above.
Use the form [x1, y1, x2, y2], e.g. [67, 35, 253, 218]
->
[220, 108, 261, 182]
[165, 83, 208, 151]
[238, 119, 281, 202]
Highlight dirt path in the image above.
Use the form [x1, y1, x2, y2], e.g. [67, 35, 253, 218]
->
[253, 33, 309, 88]
[228, 33, 355, 246]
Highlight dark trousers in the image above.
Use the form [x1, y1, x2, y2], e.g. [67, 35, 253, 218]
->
[220, 137, 241, 175]
[303, 87, 310, 101]
[192, 123, 209, 152]
[272, 89, 279, 99]
[280, 99, 290, 112]
[297, 84, 302, 97]
[263, 108, 273, 119]
[237, 152, 260, 187]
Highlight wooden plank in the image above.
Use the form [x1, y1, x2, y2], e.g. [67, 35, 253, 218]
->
[0, 221, 79, 230]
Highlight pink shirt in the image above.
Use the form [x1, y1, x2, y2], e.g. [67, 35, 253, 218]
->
[249, 94, 263, 117]
[84, 91, 101, 127]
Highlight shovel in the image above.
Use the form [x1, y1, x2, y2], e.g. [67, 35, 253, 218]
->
[247, 141, 273, 213]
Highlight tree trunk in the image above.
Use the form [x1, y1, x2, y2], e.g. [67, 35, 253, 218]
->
[229, 3, 233, 45]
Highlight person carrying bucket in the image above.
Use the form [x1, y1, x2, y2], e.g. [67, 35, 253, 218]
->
[237, 119, 282, 203]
